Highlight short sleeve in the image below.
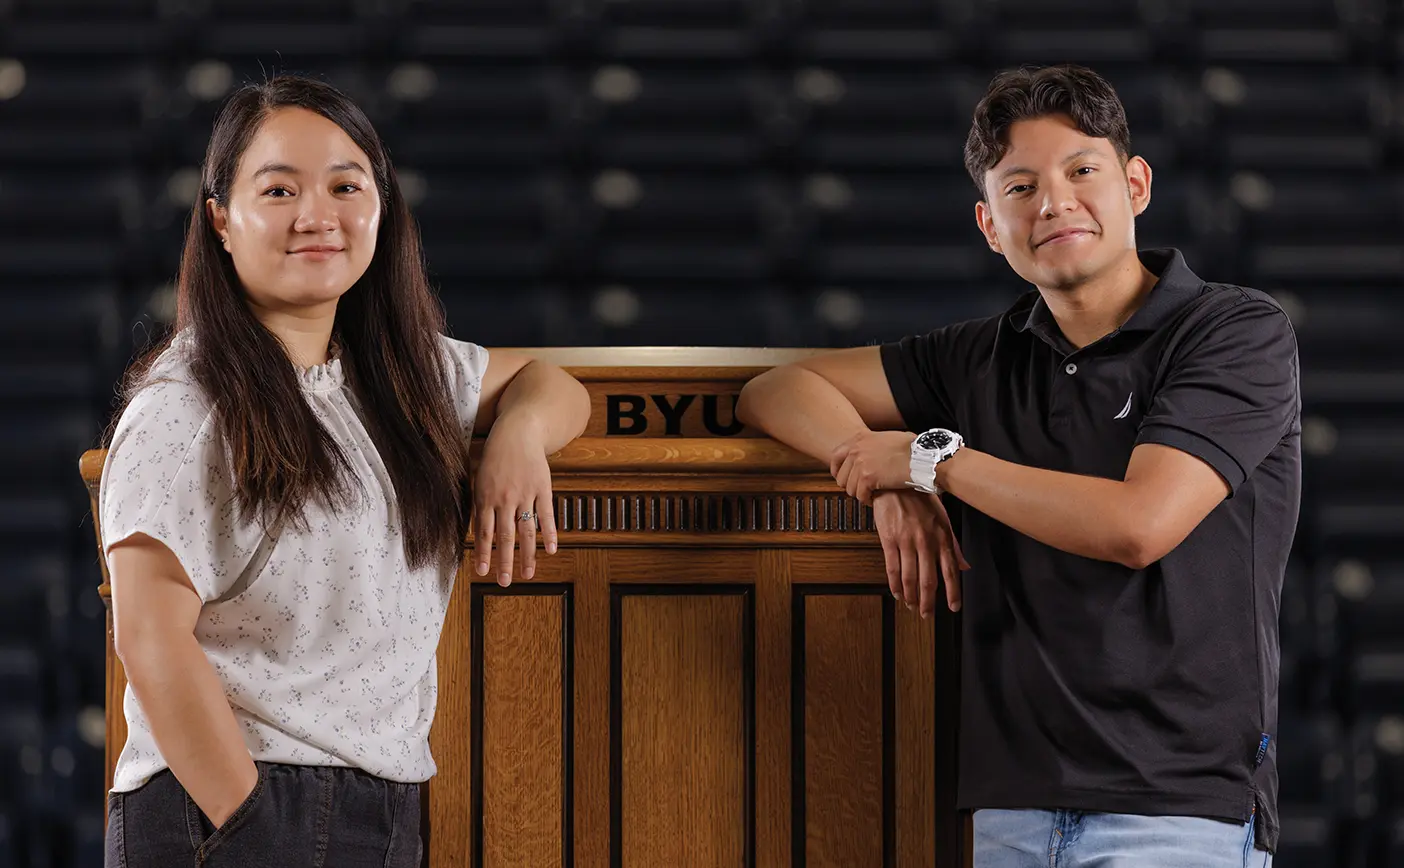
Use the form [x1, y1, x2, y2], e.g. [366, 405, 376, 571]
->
[99, 380, 269, 603]
[879, 318, 993, 433]
[439, 335, 490, 438]
[1136, 299, 1300, 494]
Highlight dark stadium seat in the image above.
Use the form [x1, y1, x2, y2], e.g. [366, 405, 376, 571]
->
[437, 285, 571, 349]
[1273, 805, 1339, 867]
[1205, 68, 1384, 136]
[2, 0, 165, 57]
[799, 0, 944, 29]
[385, 64, 562, 136]
[579, 67, 774, 168]
[0, 712, 44, 808]
[801, 172, 987, 243]
[414, 172, 563, 240]
[203, 0, 359, 21]
[572, 172, 778, 283]
[789, 66, 980, 171]
[0, 558, 59, 653]
[1277, 712, 1353, 812]
[563, 283, 799, 348]
[0, 812, 13, 868]
[0, 651, 42, 713]
[1250, 244, 1403, 286]
[0, 62, 152, 168]
[1313, 495, 1404, 553]
[1348, 649, 1404, 716]
[0, 172, 135, 240]
[1300, 419, 1404, 496]
[0, 286, 123, 360]
[1235, 174, 1403, 248]
[799, 284, 1019, 347]
[1385, 811, 1404, 867]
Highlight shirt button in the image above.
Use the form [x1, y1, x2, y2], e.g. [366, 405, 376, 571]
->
[1065, 363, 1078, 375]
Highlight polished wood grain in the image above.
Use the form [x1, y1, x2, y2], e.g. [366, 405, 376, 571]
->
[790, 549, 888, 585]
[573, 551, 611, 868]
[543, 438, 823, 474]
[105, 626, 127, 805]
[481, 592, 566, 868]
[428, 566, 475, 865]
[802, 593, 886, 868]
[605, 549, 757, 584]
[500, 347, 822, 370]
[755, 551, 792, 868]
[897, 610, 937, 867]
[619, 592, 747, 868]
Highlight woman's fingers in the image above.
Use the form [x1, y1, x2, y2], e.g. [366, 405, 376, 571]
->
[517, 503, 538, 580]
[473, 506, 494, 578]
[538, 492, 559, 556]
[494, 506, 516, 587]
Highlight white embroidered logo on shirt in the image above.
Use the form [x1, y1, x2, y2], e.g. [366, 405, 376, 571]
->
[1113, 392, 1134, 420]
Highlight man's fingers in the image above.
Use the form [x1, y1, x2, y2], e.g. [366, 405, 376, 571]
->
[473, 507, 494, 577]
[900, 542, 919, 611]
[941, 546, 962, 612]
[517, 504, 538, 580]
[918, 542, 936, 618]
[881, 533, 902, 601]
[829, 443, 848, 478]
[538, 493, 559, 556]
[835, 455, 853, 492]
[494, 507, 516, 587]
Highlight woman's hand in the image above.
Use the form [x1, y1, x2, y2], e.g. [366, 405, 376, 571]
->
[473, 428, 559, 586]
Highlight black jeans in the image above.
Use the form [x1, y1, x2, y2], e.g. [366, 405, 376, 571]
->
[104, 762, 422, 867]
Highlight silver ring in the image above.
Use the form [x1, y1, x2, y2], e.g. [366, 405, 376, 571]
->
[518, 511, 535, 522]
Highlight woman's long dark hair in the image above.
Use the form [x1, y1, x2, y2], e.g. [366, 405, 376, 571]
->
[114, 75, 472, 572]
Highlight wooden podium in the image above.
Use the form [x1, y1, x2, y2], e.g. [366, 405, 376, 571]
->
[80, 348, 967, 867]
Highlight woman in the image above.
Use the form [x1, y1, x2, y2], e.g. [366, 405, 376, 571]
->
[99, 75, 590, 866]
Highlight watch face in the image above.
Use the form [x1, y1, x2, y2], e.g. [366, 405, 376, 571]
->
[917, 429, 952, 451]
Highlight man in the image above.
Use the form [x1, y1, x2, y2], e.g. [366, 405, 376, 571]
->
[736, 64, 1299, 866]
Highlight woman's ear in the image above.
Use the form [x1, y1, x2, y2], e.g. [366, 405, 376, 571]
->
[206, 198, 230, 251]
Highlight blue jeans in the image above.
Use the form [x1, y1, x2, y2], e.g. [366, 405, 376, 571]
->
[973, 808, 1273, 868]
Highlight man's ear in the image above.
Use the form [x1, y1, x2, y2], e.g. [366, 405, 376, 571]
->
[975, 199, 1002, 254]
[1126, 155, 1152, 217]
[206, 198, 230, 251]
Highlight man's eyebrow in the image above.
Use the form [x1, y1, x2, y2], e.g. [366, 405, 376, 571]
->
[995, 147, 1103, 181]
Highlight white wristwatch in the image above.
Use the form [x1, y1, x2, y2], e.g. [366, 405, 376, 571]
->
[907, 428, 964, 495]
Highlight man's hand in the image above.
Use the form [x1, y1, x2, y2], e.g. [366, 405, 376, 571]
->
[831, 429, 917, 505]
[872, 491, 970, 617]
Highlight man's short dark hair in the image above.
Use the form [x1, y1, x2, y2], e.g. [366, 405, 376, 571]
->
[963, 64, 1132, 197]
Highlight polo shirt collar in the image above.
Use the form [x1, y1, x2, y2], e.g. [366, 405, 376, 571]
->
[1011, 248, 1204, 337]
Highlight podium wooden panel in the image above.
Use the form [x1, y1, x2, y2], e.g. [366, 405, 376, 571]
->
[80, 348, 967, 867]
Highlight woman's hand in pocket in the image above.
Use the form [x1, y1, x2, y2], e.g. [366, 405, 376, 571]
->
[201, 760, 260, 829]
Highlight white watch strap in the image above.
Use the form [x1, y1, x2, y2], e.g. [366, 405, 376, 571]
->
[908, 449, 939, 495]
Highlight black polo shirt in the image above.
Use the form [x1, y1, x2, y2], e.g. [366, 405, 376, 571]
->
[880, 248, 1301, 852]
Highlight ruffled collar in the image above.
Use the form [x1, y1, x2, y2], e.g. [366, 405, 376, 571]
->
[297, 355, 344, 392]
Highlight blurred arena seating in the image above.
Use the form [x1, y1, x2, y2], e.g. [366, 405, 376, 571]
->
[0, 0, 1400, 864]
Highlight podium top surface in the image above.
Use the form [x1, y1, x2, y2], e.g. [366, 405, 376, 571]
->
[502, 347, 824, 370]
